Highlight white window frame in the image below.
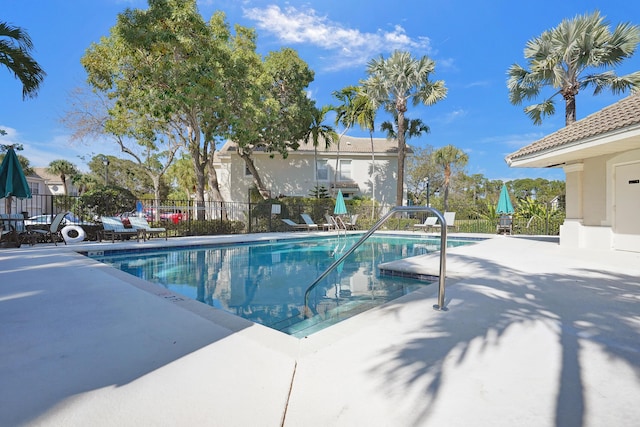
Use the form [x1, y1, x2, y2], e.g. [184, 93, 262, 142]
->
[316, 160, 329, 181]
[339, 159, 352, 181]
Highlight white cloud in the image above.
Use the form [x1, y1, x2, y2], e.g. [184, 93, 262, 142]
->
[441, 108, 467, 124]
[243, 5, 432, 70]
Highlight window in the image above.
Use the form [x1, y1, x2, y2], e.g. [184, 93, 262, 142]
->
[316, 160, 328, 181]
[339, 160, 352, 181]
[29, 182, 39, 195]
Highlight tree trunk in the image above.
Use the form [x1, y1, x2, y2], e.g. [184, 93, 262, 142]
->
[565, 95, 577, 125]
[189, 143, 207, 221]
[207, 146, 227, 221]
[396, 111, 406, 207]
[443, 164, 451, 212]
[369, 131, 376, 219]
[239, 149, 270, 199]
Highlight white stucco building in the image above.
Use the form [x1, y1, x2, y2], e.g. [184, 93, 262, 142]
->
[506, 94, 640, 252]
[214, 136, 404, 206]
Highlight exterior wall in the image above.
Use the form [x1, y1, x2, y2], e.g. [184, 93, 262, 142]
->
[216, 149, 399, 205]
[560, 149, 640, 252]
[582, 157, 608, 226]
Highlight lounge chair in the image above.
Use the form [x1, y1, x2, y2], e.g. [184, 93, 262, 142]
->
[432, 211, 457, 232]
[497, 214, 513, 235]
[128, 216, 167, 241]
[281, 219, 307, 231]
[100, 216, 141, 243]
[413, 216, 438, 232]
[300, 213, 320, 230]
[29, 212, 67, 245]
[323, 214, 337, 231]
[343, 214, 358, 230]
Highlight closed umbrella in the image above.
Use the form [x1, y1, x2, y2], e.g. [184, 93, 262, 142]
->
[496, 184, 514, 214]
[334, 190, 347, 215]
[0, 146, 32, 213]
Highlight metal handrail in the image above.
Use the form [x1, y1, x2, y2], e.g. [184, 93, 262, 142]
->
[303, 206, 448, 318]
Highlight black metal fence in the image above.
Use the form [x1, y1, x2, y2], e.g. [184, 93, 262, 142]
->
[3, 194, 564, 237]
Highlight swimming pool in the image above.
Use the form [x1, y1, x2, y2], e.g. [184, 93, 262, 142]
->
[89, 235, 475, 336]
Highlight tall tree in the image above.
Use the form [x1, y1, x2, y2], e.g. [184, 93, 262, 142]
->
[47, 159, 79, 195]
[406, 145, 439, 206]
[363, 50, 447, 206]
[508, 11, 640, 125]
[61, 86, 180, 209]
[301, 105, 337, 196]
[330, 86, 360, 187]
[433, 145, 468, 212]
[352, 91, 378, 217]
[229, 47, 316, 199]
[0, 21, 46, 99]
[82, 1, 241, 219]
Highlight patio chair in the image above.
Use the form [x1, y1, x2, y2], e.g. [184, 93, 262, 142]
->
[431, 212, 457, 232]
[281, 218, 307, 231]
[413, 216, 438, 232]
[343, 214, 358, 230]
[100, 216, 141, 243]
[128, 216, 167, 241]
[29, 212, 67, 245]
[323, 214, 337, 231]
[497, 214, 513, 235]
[300, 213, 320, 230]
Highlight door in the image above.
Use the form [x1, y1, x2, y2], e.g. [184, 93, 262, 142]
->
[613, 161, 640, 252]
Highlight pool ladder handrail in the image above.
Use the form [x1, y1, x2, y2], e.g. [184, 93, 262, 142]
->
[303, 206, 448, 318]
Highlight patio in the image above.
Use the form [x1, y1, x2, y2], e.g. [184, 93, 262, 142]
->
[1, 233, 638, 426]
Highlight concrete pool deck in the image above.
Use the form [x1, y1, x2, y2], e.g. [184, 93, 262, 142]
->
[1, 232, 639, 426]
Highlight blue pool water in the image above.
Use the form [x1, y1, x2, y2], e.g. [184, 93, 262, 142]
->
[89, 235, 475, 336]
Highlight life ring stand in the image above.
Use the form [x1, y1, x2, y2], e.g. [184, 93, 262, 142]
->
[61, 225, 86, 243]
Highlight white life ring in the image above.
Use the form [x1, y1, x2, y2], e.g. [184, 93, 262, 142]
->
[61, 225, 86, 243]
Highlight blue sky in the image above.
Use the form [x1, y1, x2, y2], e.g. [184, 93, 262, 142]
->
[2, 0, 640, 182]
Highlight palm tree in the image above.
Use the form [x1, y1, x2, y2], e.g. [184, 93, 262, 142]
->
[302, 105, 337, 196]
[380, 116, 430, 141]
[330, 86, 360, 190]
[507, 11, 640, 126]
[433, 145, 468, 212]
[363, 50, 447, 206]
[0, 22, 46, 99]
[47, 159, 79, 195]
[352, 91, 378, 217]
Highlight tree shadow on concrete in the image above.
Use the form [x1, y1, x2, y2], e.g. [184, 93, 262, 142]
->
[369, 251, 640, 426]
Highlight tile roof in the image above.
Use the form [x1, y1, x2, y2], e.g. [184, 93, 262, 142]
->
[218, 135, 403, 155]
[506, 93, 640, 162]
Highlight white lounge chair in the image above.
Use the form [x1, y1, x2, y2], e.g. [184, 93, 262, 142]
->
[343, 214, 358, 230]
[300, 213, 319, 230]
[128, 216, 167, 240]
[431, 212, 457, 232]
[413, 216, 438, 232]
[100, 216, 141, 243]
[282, 218, 307, 231]
[323, 214, 337, 231]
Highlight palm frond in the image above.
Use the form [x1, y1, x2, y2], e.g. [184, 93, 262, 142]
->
[524, 100, 555, 126]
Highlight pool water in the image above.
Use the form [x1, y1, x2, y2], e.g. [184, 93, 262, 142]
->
[90, 235, 474, 336]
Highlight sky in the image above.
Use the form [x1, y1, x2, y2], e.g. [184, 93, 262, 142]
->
[2, 0, 640, 182]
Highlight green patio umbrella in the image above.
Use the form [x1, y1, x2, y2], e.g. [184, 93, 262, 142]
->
[496, 184, 514, 214]
[334, 190, 347, 215]
[0, 146, 32, 213]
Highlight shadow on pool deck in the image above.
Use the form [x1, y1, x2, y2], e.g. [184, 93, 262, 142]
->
[1, 233, 639, 426]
